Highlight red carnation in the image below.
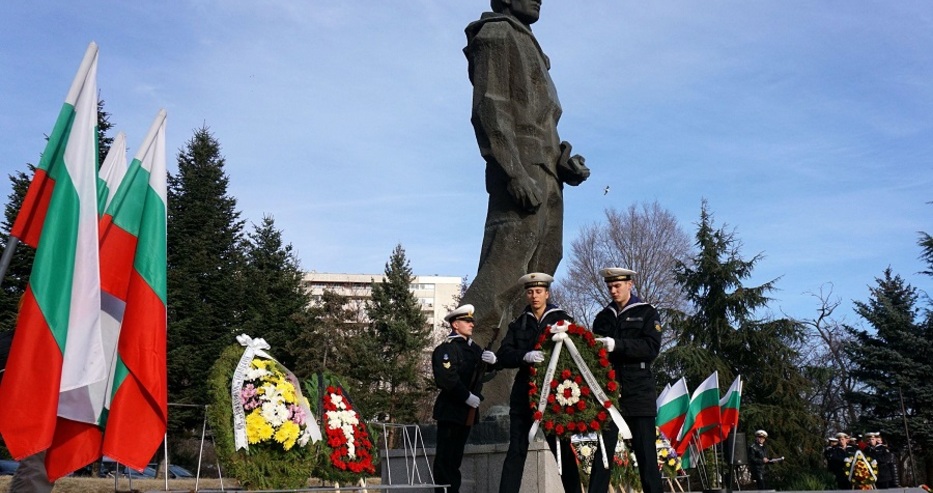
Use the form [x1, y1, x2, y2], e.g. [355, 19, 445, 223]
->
[566, 406, 575, 415]
[547, 394, 556, 404]
[552, 404, 561, 413]
[598, 411, 608, 421]
[590, 420, 600, 430]
[574, 375, 583, 384]
[604, 400, 612, 409]
[563, 388, 573, 398]
[544, 420, 555, 431]
[608, 369, 616, 379]
[598, 348, 608, 358]
[560, 369, 571, 380]
[533, 411, 543, 420]
[550, 379, 559, 389]
[555, 424, 565, 435]
[599, 359, 610, 368]
[530, 367, 537, 376]
[581, 386, 591, 397]
[576, 400, 586, 410]
[567, 422, 576, 431]
[607, 381, 618, 392]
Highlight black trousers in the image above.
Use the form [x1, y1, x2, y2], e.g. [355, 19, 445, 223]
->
[588, 416, 662, 493]
[750, 468, 766, 490]
[498, 411, 582, 493]
[434, 421, 472, 493]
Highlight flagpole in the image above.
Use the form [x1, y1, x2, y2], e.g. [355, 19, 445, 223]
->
[0, 237, 20, 287]
[133, 109, 167, 163]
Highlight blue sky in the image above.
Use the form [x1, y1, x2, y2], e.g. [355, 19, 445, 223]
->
[1, 2, 931, 325]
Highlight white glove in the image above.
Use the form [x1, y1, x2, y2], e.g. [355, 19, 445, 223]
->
[595, 337, 616, 353]
[523, 351, 545, 364]
[465, 393, 481, 408]
[481, 350, 497, 365]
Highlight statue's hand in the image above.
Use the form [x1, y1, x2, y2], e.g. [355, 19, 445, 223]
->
[558, 141, 590, 186]
[508, 176, 542, 212]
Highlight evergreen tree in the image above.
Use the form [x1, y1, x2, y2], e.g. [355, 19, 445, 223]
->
[290, 289, 363, 381]
[656, 201, 822, 486]
[238, 215, 312, 369]
[846, 268, 933, 484]
[96, 97, 115, 165]
[347, 244, 430, 423]
[166, 126, 245, 431]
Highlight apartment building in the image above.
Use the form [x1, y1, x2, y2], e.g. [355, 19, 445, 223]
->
[301, 272, 463, 338]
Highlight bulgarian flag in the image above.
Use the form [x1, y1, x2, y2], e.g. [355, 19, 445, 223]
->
[96, 131, 127, 216]
[99, 110, 168, 471]
[0, 42, 109, 479]
[719, 375, 742, 439]
[674, 371, 720, 455]
[656, 377, 689, 450]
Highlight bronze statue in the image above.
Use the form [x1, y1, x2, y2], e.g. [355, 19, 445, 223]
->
[461, 0, 589, 368]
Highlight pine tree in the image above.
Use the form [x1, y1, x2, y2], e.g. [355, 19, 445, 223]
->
[290, 289, 363, 381]
[347, 244, 430, 423]
[166, 126, 245, 431]
[656, 201, 822, 485]
[846, 268, 933, 483]
[238, 215, 312, 369]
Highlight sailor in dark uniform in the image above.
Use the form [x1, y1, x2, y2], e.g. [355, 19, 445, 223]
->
[431, 304, 497, 493]
[865, 432, 899, 489]
[589, 267, 663, 493]
[748, 429, 771, 489]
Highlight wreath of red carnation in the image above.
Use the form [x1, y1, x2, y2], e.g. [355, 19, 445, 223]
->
[528, 322, 616, 439]
[321, 385, 376, 475]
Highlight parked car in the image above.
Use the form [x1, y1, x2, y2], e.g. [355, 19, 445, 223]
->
[167, 464, 194, 478]
[121, 465, 157, 478]
[0, 459, 19, 476]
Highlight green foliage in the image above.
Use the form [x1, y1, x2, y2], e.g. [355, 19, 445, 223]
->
[346, 244, 431, 423]
[207, 344, 313, 490]
[167, 127, 246, 432]
[656, 200, 822, 476]
[239, 215, 312, 369]
[781, 470, 834, 491]
[290, 289, 363, 381]
[845, 268, 933, 479]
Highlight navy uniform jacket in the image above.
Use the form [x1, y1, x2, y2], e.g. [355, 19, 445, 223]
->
[867, 444, 899, 487]
[496, 304, 572, 414]
[748, 441, 768, 477]
[592, 296, 662, 417]
[432, 335, 486, 425]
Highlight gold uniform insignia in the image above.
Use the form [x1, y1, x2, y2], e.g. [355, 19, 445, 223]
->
[443, 361, 451, 369]
[655, 321, 663, 332]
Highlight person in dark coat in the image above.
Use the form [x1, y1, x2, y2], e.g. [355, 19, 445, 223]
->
[588, 268, 662, 493]
[431, 304, 497, 493]
[865, 432, 899, 489]
[748, 430, 772, 489]
[827, 432, 855, 489]
[496, 273, 581, 493]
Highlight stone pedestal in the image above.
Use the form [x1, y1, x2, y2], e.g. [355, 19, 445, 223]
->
[380, 416, 566, 493]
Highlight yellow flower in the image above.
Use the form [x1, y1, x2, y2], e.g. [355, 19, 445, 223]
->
[659, 448, 669, 458]
[245, 411, 274, 444]
[274, 420, 300, 451]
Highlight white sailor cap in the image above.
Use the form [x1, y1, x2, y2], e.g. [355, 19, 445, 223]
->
[755, 430, 768, 438]
[864, 431, 880, 438]
[518, 272, 554, 289]
[444, 304, 475, 323]
[600, 267, 637, 282]
[835, 432, 850, 439]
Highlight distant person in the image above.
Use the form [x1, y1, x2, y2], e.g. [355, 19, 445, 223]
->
[431, 304, 497, 493]
[495, 273, 580, 493]
[588, 268, 662, 493]
[748, 429, 771, 489]
[865, 432, 899, 489]
[827, 432, 855, 489]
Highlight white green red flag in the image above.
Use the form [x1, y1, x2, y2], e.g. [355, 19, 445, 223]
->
[96, 131, 127, 215]
[0, 42, 109, 480]
[719, 375, 742, 439]
[674, 371, 720, 455]
[656, 377, 689, 449]
[99, 110, 168, 471]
